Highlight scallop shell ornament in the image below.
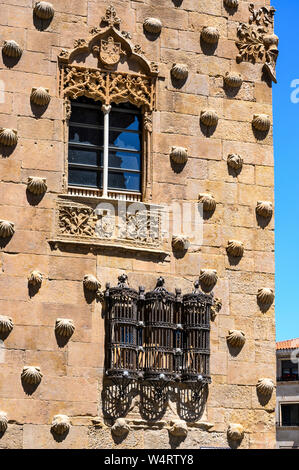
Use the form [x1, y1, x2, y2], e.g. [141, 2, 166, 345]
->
[0, 316, 14, 334]
[224, 0, 239, 9]
[227, 154, 243, 170]
[0, 128, 18, 147]
[27, 176, 47, 195]
[224, 72, 242, 88]
[112, 418, 130, 437]
[227, 423, 244, 441]
[201, 26, 220, 44]
[0, 412, 8, 433]
[2, 40, 23, 58]
[0, 220, 15, 238]
[143, 17, 162, 34]
[83, 274, 101, 292]
[28, 270, 43, 287]
[51, 415, 71, 435]
[170, 146, 188, 164]
[21, 366, 43, 385]
[34, 1, 54, 20]
[172, 235, 190, 251]
[55, 318, 75, 338]
[169, 420, 188, 438]
[256, 378, 275, 397]
[171, 63, 188, 80]
[198, 193, 216, 212]
[256, 201, 273, 219]
[200, 110, 218, 127]
[30, 87, 51, 106]
[198, 269, 218, 289]
[252, 114, 271, 132]
[226, 240, 244, 257]
[226, 330, 246, 348]
[257, 288, 274, 305]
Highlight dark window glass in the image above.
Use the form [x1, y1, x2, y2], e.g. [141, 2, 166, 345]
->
[109, 131, 141, 151]
[69, 126, 104, 147]
[110, 111, 140, 131]
[70, 106, 104, 126]
[108, 171, 141, 192]
[109, 151, 141, 171]
[281, 404, 299, 426]
[69, 147, 101, 167]
[281, 360, 298, 380]
[68, 168, 99, 188]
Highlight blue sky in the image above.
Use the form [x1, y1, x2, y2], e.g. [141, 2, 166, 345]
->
[273, 1, 299, 341]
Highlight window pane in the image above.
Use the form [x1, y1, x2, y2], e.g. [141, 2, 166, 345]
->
[69, 168, 100, 187]
[109, 131, 141, 151]
[69, 147, 101, 166]
[108, 171, 141, 191]
[109, 151, 141, 171]
[69, 126, 104, 147]
[110, 111, 141, 131]
[70, 106, 104, 126]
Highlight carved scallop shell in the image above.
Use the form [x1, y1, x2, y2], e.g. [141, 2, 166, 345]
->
[21, 366, 43, 385]
[227, 154, 243, 170]
[0, 412, 8, 433]
[224, 72, 242, 88]
[112, 418, 130, 437]
[227, 423, 244, 441]
[170, 146, 188, 164]
[198, 193, 216, 212]
[256, 378, 275, 397]
[171, 63, 188, 80]
[55, 318, 75, 338]
[0, 220, 15, 238]
[83, 274, 101, 292]
[2, 40, 23, 58]
[143, 17, 162, 34]
[226, 240, 244, 257]
[28, 270, 43, 287]
[34, 1, 54, 20]
[252, 114, 271, 132]
[169, 420, 188, 437]
[172, 235, 190, 251]
[200, 110, 218, 127]
[256, 201, 273, 219]
[27, 176, 47, 195]
[0, 128, 18, 147]
[198, 269, 218, 289]
[226, 330, 246, 348]
[0, 316, 14, 334]
[30, 87, 51, 106]
[257, 288, 274, 305]
[51, 415, 71, 435]
[201, 26, 220, 44]
[224, 0, 239, 9]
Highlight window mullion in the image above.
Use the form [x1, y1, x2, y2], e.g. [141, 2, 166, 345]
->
[102, 104, 111, 198]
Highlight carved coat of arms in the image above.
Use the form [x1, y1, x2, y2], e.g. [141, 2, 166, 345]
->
[100, 36, 123, 66]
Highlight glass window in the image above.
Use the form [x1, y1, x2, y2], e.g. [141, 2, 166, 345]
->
[281, 404, 299, 426]
[281, 360, 298, 380]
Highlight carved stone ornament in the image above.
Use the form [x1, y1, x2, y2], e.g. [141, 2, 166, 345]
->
[257, 288, 274, 305]
[0, 128, 18, 147]
[201, 26, 220, 44]
[34, 2, 54, 20]
[51, 415, 71, 435]
[256, 201, 273, 219]
[2, 40, 22, 58]
[227, 154, 243, 170]
[200, 110, 218, 127]
[226, 240, 244, 257]
[211, 297, 222, 321]
[224, 0, 239, 8]
[28, 270, 43, 287]
[168, 420, 188, 438]
[224, 71, 242, 88]
[172, 235, 190, 251]
[226, 330, 246, 348]
[98, 36, 124, 67]
[0, 220, 15, 238]
[198, 269, 218, 289]
[171, 63, 188, 80]
[170, 146, 188, 164]
[0, 316, 14, 334]
[198, 193, 216, 212]
[55, 319, 75, 338]
[256, 378, 274, 397]
[143, 17, 162, 34]
[236, 4, 278, 83]
[227, 423, 244, 441]
[83, 274, 101, 292]
[0, 412, 8, 433]
[27, 176, 47, 195]
[21, 366, 43, 385]
[30, 87, 51, 106]
[252, 113, 271, 132]
[111, 418, 130, 437]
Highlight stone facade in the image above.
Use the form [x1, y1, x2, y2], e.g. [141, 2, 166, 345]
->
[0, 0, 276, 449]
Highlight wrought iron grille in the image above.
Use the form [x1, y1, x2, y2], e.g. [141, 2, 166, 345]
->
[104, 276, 213, 384]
